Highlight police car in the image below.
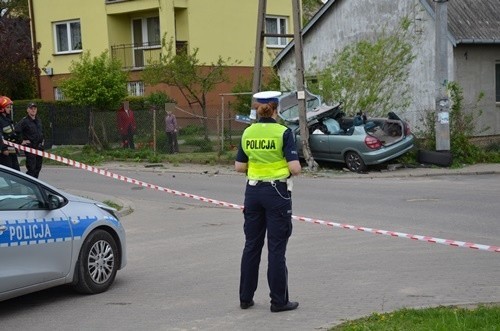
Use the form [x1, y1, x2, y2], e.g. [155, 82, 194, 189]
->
[0, 165, 126, 302]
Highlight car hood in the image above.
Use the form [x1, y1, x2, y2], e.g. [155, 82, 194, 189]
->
[63, 192, 118, 216]
[277, 90, 342, 125]
[64, 192, 100, 204]
[279, 103, 342, 126]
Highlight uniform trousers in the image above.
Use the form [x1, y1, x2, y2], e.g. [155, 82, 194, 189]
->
[239, 181, 292, 306]
[25, 150, 43, 178]
[0, 152, 20, 171]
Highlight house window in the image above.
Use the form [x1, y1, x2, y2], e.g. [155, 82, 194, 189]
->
[496, 63, 500, 103]
[265, 16, 288, 48]
[54, 87, 65, 100]
[127, 81, 144, 96]
[132, 16, 161, 67]
[54, 20, 82, 53]
[176, 41, 188, 55]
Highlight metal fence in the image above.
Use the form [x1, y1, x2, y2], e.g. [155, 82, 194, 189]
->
[12, 102, 247, 153]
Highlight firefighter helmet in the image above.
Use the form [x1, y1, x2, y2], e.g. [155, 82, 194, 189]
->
[0, 96, 13, 112]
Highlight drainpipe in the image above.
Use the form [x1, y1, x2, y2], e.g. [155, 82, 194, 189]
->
[28, 0, 41, 98]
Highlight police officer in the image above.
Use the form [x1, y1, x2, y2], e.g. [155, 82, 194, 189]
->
[235, 91, 301, 313]
[0, 96, 20, 171]
[15, 102, 44, 178]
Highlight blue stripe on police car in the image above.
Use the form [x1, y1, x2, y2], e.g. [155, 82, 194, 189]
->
[0, 215, 99, 247]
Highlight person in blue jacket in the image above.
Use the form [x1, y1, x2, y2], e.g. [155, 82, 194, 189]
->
[235, 91, 301, 313]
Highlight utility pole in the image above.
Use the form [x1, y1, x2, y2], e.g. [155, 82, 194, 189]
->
[291, 0, 317, 170]
[434, 0, 450, 151]
[252, 0, 294, 94]
[252, 0, 267, 96]
[252, 0, 317, 170]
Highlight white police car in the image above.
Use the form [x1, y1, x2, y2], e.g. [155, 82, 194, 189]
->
[0, 165, 126, 302]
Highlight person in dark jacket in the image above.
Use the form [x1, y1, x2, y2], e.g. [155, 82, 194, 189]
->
[15, 102, 44, 178]
[0, 96, 20, 171]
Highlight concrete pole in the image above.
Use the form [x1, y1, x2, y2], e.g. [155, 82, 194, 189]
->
[292, 0, 317, 170]
[252, 0, 267, 95]
[434, 0, 450, 151]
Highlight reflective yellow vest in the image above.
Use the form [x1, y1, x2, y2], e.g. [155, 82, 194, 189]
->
[242, 122, 290, 180]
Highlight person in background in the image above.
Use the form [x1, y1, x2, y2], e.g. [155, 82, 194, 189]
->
[164, 110, 179, 154]
[235, 91, 301, 313]
[15, 103, 44, 178]
[0, 96, 20, 171]
[117, 101, 136, 149]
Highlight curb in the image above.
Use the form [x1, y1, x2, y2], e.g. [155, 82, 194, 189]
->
[53, 162, 500, 179]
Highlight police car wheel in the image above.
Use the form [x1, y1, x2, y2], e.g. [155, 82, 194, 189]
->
[74, 229, 119, 294]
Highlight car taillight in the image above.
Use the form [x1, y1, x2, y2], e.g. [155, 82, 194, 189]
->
[365, 136, 382, 149]
[405, 122, 411, 136]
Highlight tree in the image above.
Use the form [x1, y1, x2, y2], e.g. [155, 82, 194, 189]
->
[0, 0, 37, 99]
[309, 18, 416, 117]
[1, 0, 29, 17]
[59, 50, 128, 148]
[145, 91, 175, 111]
[302, 0, 324, 24]
[231, 69, 281, 116]
[142, 36, 237, 141]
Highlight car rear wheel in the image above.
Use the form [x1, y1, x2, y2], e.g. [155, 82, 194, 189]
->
[344, 151, 367, 173]
[74, 229, 119, 294]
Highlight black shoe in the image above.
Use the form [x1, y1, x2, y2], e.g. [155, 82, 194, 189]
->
[240, 300, 254, 309]
[270, 301, 299, 313]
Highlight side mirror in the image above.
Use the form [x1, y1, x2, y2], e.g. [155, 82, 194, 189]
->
[48, 194, 64, 210]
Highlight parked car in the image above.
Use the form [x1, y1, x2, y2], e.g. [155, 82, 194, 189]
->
[0, 165, 126, 302]
[278, 91, 415, 172]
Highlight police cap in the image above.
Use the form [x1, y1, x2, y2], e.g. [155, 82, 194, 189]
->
[253, 91, 281, 104]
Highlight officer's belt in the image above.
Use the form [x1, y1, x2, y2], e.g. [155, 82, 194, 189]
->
[247, 179, 287, 186]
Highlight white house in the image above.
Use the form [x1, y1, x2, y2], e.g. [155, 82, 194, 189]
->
[273, 0, 500, 137]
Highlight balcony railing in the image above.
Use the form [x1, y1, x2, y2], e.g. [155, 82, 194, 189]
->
[111, 42, 161, 70]
[105, 0, 130, 4]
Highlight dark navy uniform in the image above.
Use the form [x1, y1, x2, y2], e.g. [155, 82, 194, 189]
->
[236, 117, 299, 309]
[16, 113, 44, 178]
[0, 113, 20, 171]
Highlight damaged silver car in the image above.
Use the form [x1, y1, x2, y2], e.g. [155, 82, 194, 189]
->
[278, 91, 415, 173]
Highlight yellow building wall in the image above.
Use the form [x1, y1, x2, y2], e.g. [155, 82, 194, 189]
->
[183, 0, 293, 67]
[33, 0, 295, 101]
[33, 0, 113, 75]
[34, 0, 293, 74]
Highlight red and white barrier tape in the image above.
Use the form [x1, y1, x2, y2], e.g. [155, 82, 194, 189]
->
[5, 140, 500, 253]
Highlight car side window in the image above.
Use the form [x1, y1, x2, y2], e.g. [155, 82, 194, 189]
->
[0, 170, 46, 210]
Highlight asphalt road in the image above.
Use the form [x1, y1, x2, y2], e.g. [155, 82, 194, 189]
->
[0, 165, 499, 331]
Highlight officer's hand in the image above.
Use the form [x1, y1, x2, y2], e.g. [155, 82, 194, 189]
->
[2, 150, 9, 156]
